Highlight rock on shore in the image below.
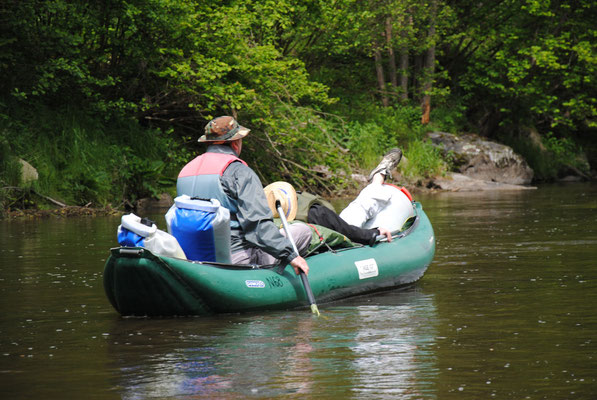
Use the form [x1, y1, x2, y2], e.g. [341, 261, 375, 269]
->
[428, 132, 535, 191]
[429, 172, 536, 191]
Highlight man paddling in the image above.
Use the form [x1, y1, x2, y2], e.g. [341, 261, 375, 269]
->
[176, 116, 311, 276]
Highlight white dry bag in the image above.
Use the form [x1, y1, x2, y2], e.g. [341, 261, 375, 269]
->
[117, 213, 187, 259]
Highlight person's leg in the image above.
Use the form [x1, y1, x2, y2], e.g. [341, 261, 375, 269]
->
[231, 247, 257, 264]
[340, 148, 403, 227]
[338, 183, 393, 227]
[254, 223, 312, 265]
[308, 204, 377, 245]
[371, 172, 385, 185]
[285, 223, 312, 255]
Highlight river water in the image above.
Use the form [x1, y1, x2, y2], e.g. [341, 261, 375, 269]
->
[1, 183, 596, 399]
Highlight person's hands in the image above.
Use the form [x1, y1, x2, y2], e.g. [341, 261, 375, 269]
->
[290, 256, 309, 275]
[378, 227, 393, 242]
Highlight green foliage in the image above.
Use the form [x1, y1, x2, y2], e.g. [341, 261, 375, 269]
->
[335, 104, 447, 180]
[446, 0, 597, 139]
[240, 103, 352, 192]
[1, 103, 183, 207]
[2, 0, 595, 214]
[343, 122, 391, 168]
[428, 103, 469, 134]
[0, 136, 23, 214]
[505, 132, 589, 181]
[1, 1, 331, 125]
[401, 140, 447, 181]
[507, 138, 558, 181]
[542, 133, 590, 175]
[0, 136, 22, 187]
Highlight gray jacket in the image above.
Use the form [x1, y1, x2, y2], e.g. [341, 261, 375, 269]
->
[208, 144, 298, 264]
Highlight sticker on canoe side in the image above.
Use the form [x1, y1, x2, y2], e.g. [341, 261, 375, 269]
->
[355, 258, 379, 279]
[245, 280, 266, 288]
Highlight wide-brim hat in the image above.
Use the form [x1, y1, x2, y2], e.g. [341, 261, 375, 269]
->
[263, 181, 298, 222]
[198, 115, 250, 142]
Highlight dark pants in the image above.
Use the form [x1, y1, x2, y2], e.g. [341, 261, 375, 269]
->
[307, 204, 378, 245]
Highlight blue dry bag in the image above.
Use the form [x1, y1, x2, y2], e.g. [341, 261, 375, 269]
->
[165, 196, 231, 263]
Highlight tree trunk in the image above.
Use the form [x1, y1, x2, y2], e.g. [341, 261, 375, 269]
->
[412, 53, 423, 99]
[399, 15, 412, 102]
[374, 47, 389, 107]
[421, 0, 437, 125]
[385, 17, 397, 91]
[399, 50, 409, 101]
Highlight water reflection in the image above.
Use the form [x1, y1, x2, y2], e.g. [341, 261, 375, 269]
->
[349, 292, 438, 398]
[106, 289, 437, 399]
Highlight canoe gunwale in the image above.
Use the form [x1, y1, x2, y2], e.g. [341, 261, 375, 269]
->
[108, 201, 423, 273]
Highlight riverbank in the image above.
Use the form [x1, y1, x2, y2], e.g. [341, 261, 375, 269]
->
[10, 160, 597, 221]
[0, 174, 562, 221]
[3, 205, 120, 220]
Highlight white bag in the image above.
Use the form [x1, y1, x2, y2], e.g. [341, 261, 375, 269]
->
[118, 213, 187, 259]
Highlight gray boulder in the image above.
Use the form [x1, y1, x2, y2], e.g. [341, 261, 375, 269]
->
[428, 132, 534, 185]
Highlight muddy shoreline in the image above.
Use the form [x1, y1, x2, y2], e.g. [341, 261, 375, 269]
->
[3, 205, 120, 220]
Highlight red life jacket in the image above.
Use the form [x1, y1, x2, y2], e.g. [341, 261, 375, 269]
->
[176, 152, 247, 227]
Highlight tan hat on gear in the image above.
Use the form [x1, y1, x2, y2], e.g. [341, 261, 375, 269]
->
[263, 181, 298, 222]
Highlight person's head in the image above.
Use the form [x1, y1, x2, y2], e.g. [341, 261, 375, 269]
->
[199, 116, 250, 155]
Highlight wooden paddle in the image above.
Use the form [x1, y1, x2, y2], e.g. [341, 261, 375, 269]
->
[276, 200, 320, 316]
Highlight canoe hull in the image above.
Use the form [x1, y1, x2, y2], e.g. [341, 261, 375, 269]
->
[103, 202, 435, 316]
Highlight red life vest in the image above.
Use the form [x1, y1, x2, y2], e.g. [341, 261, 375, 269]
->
[176, 152, 247, 227]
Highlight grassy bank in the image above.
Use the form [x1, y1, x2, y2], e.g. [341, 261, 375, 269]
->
[1, 102, 186, 215]
[1, 100, 451, 216]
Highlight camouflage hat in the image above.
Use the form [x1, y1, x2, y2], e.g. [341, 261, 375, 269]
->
[198, 116, 250, 142]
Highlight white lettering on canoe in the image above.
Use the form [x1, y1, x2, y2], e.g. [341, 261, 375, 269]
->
[245, 280, 266, 288]
[355, 258, 379, 279]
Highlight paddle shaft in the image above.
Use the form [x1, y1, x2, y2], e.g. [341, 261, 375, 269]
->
[276, 201, 320, 315]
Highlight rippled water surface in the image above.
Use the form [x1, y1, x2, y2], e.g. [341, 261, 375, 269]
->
[1, 183, 596, 399]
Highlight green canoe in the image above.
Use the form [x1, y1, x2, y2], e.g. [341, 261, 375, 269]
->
[103, 202, 435, 316]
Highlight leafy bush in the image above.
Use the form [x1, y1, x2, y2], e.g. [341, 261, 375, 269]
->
[429, 103, 469, 134]
[506, 132, 589, 181]
[239, 103, 352, 193]
[1, 103, 184, 208]
[0, 136, 23, 214]
[0, 136, 22, 187]
[342, 121, 390, 168]
[401, 140, 448, 182]
[338, 104, 444, 177]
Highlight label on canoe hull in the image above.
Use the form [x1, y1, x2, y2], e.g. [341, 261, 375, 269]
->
[245, 280, 266, 288]
[354, 258, 379, 279]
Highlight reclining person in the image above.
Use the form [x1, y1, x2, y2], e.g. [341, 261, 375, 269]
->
[274, 149, 410, 246]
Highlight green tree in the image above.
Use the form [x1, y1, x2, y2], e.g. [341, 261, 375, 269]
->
[1, 0, 350, 203]
[443, 0, 597, 136]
